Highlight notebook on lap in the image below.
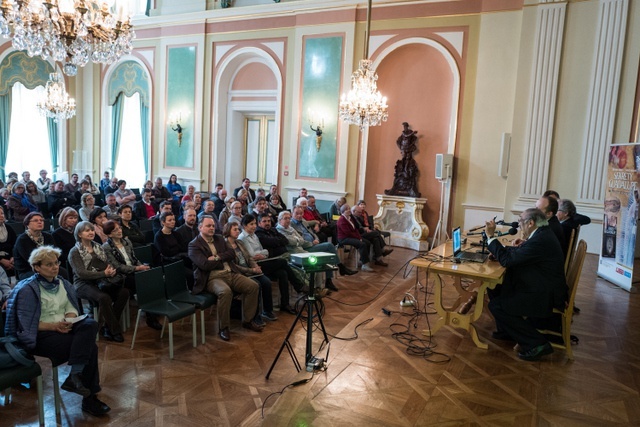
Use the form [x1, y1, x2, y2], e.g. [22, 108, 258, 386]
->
[452, 227, 488, 263]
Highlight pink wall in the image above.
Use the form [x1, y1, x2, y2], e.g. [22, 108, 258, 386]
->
[365, 43, 454, 238]
[232, 62, 277, 91]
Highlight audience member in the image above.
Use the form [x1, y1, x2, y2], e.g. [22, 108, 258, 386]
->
[83, 175, 101, 195]
[152, 201, 174, 235]
[0, 266, 10, 308]
[52, 207, 79, 266]
[227, 201, 244, 225]
[266, 184, 287, 210]
[102, 194, 120, 220]
[329, 196, 347, 218]
[14, 212, 56, 279]
[233, 178, 255, 202]
[351, 203, 392, 264]
[69, 221, 128, 343]
[47, 180, 77, 218]
[20, 170, 31, 185]
[114, 180, 136, 209]
[118, 205, 146, 247]
[103, 178, 119, 195]
[268, 194, 285, 215]
[99, 171, 110, 193]
[133, 188, 158, 220]
[4, 245, 110, 416]
[166, 174, 184, 201]
[151, 177, 172, 201]
[247, 188, 266, 212]
[154, 211, 188, 264]
[7, 182, 38, 221]
[236, 189, 250, 214]
[188, 216, 262, 341]
[79, 193, 96, 222]
[212, 188, 227, 217]
[337, 204, 376, 272]
[218, 195, 236, 228]
[89, 208, 109, 244]
[64, 173, 81, 194]
[181, 185, 196, 204]
[36, 169, 51, 194]
[176, 208, 199, 244]
[0, 209, 17, 276]
[224, 221, 276, 325]
[25, 180, 46, 205]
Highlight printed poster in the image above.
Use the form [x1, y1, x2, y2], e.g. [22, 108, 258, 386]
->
[597, 143, 639, 291]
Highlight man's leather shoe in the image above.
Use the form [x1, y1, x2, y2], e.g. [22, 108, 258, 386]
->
[518, 342, 554, 361]
[146, 318, 163, 331]
[219, 327, 230, 341]
[382, 248, 394, 257]
[338, 263, 358, 276]
[325, 279, 339, 292]
[111, 333, 124, 343]
[101, 327, 124, 342]
[61, 373, 91, 397]
[491, 331, 514, 341]
[374, 259, 388, 267]
[82, 395, 111, 416]
[242, 321, 264, 332]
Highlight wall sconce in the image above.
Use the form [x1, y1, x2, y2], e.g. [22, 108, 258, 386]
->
[168, 112, 184, 147]
[308, 109, 325, 152]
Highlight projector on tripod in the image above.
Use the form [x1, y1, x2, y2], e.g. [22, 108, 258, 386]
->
[289, 252, 339, 271]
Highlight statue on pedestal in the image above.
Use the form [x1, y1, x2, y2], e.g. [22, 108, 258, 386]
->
[385, 122, 421, 198]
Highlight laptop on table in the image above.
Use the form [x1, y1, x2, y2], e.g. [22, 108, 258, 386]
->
[452, 227, 489, 263]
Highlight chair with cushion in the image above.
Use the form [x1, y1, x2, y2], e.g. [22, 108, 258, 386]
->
[131, 267, 197, 359]
[163, 261, 216, 344]
[539, 239, 587, 360]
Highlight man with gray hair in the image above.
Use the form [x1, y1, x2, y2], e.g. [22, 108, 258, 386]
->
[484, 208, 568, 361]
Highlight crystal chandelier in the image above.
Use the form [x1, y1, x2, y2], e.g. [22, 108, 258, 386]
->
[0, 0, 135, 77]
[37, 72, 76, 122]
[339, 0, 388, 130]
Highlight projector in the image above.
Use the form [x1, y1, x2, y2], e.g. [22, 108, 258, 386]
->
[290, 252, 338, 269]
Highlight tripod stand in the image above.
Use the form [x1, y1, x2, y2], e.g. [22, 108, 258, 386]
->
[265, 289, 329, 379]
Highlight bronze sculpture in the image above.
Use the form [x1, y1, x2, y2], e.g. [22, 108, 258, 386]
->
[385, 122, 421, 197]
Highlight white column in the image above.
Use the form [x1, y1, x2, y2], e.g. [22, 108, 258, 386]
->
[518, 1, 566, 203]
[577, 0, 629, 204]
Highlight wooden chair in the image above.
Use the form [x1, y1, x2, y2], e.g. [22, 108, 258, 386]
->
[163, 261, 216, 345]
[131, 267, 196, 359]
[564, 225, 580, 274]
[540, 239, 587, 360]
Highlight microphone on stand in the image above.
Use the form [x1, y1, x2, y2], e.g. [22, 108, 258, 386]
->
[468, 225, 485, 232]
[496, 220, 519, 229]
[496, 228, 518, 237]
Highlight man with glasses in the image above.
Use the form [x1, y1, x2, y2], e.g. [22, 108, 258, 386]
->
[484, 208, 568, 361]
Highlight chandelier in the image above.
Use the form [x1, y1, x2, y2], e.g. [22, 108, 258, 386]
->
[339, 0, 388, 130]
[0, 0, 135, 76]
[37, 72, 76, 122]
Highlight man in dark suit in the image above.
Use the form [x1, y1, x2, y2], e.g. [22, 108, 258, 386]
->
[535, 195, 566, 255]
[47, 180, 77, 218]
[133, 188, 158, 220]
[485, 208, 568, 361]
[233, 178, 256, 203]
[188, 216, 262, 341]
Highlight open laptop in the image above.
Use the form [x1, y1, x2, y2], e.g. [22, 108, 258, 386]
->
[452, 227, 489, 263]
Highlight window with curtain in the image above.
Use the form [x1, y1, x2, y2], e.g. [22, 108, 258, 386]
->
[113, 92, 146, 189]
[5, 82, 52, 178]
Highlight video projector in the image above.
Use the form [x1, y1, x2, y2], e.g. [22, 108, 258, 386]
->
[290, 252, 339, 271]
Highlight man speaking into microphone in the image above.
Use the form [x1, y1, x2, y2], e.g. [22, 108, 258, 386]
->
[484, 208, 568, 361]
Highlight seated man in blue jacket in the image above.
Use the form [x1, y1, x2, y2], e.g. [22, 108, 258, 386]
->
[485, 208, 568, 361]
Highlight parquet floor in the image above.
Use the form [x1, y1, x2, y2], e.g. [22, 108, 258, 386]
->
[2, 247, 640, 426]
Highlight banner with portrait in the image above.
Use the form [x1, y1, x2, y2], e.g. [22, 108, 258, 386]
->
[597, 143, 639, 291]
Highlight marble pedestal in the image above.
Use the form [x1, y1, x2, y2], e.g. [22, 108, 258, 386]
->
[373, 194, 429, 251]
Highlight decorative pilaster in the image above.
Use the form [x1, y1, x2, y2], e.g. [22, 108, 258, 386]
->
[578, 0, 629, 204]
[374, 194, 429, 251]
[518, 1, 566, 202]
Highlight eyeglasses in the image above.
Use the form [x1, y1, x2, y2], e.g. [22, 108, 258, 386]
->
[40, 261, 61, 267]
[29, 218, 44, 223]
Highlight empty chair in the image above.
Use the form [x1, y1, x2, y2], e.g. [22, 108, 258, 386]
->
[163, 261, 216, 344]
[133, 244, 154, 266]
[131, 267, 197, 359]
[0, 361, 44, 425]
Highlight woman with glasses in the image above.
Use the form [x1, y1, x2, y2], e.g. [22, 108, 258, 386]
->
[227, 201, 244, 226]
[4, 245, 111, 416]
[79, 193, 96, 222]
[68, 221, 128, 343]
[7, 182, 38, 222]
[14, 212, 56, 279]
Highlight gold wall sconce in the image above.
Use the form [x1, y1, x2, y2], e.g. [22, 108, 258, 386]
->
[168, 112, 185, 146]
[308, 109, 325, 151]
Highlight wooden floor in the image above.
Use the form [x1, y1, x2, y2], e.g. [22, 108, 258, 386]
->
[2, 247, 640, 426]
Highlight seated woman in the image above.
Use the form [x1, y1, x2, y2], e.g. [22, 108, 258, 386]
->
[224, 221, 276, 325]
[102, 220, 159, 330]
[227, 201, 244, 226]
[83, 175, 101, 195]
[25, 180, 46, 205]
[236, 189, 250, 215]
[7, 182, 38, 222]
[153, 211, 188, 264]
[118, 205, 146, 247]
[4, 246, 110, 416]
[166, 174, 184, 202]
[52, 207, 79, 267]
[0, 208, 17, 276]
[79, 193, 96, 222]
[89, 208, 109, 244]
[268, 194, 285, 215]
[218, 195, 236, 228]
[180, 185, 196, 204]
[14, 212, 57, 279]
[68, 221, 129, 343]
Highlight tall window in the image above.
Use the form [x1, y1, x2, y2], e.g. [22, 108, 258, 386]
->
[114, 92, 146, 189]
[244, 115, 276, 188]
[6, 82, 52, 177]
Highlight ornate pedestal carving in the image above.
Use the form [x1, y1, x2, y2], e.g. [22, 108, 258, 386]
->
[373, 194, 429, 251]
